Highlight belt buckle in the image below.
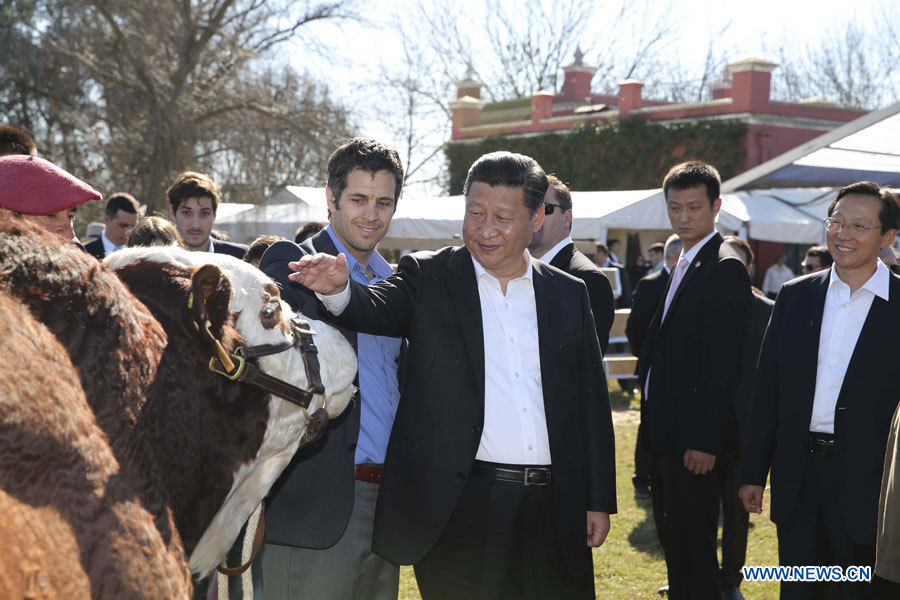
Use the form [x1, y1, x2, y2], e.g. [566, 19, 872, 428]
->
[524, 467, 550, 486]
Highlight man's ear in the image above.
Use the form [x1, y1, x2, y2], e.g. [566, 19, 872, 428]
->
[326, 186, 337, 213]
[532, 206, 545, 233]
[712, 197, 722, 215]
[103, 214, 111, 226]
[564, 209, 573, 232]
[168, 205, 176, 220]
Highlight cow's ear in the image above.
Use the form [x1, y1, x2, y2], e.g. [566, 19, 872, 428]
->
[187, 264, 232, 335]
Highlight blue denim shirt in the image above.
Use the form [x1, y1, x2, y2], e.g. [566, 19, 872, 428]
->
[325, 226, 402, 465]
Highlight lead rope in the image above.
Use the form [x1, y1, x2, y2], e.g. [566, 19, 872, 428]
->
[216, 502, 263, 600]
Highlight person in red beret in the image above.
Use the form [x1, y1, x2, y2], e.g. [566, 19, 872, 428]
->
[0, 154, 101, 241]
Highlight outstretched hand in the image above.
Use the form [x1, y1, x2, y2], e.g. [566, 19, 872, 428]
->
[287, 252, 350, 296]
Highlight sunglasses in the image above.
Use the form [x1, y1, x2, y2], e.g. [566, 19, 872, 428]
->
[544, 202, 566, 215]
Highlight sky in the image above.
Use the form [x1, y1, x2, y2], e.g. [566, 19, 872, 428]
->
[282, 0, 884, 191]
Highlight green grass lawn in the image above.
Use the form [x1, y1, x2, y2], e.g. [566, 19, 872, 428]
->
[398, 389, 782, 599]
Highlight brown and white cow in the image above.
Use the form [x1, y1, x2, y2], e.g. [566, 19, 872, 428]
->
[0, 215, 356, 596]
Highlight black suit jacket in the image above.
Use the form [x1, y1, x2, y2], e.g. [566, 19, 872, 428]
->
[258, 231, 364, 548]
[211, 237, 248, 259]
[331, 246, 616, 575]
[640, 233, 751, 457]
[742, 268, 900, 546]
[626, 267, 668, 366]
[84, 237, 106, 260]
[548, 243, 615, 354]
[734, 293, 774, 445]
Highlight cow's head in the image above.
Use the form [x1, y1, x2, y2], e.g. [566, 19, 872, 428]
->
[105, 247, 357, 576]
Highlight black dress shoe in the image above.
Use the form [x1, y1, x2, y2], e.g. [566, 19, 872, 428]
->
[721, 584, 745, 600]
[634, 484, 651, 499]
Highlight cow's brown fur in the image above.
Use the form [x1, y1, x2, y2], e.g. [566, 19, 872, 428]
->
[0, 290, 191, 599]
[0, 215, 274, 595]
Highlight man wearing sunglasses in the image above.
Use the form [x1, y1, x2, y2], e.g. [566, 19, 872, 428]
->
[528, 175, 614, 354]
[801, 245, 833, 274]
[740, 181, 900, 599]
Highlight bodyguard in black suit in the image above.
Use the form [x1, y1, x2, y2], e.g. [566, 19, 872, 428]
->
[84, 192, 140, 259]
[640, 161, 751, 600]
[290, 152, 616, 599]
[741, 182, 900, 599]
[626, 234, 681, 502]
[528, 174, 615, 354]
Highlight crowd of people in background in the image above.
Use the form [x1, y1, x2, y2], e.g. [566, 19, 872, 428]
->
[4, 120, 900, 600]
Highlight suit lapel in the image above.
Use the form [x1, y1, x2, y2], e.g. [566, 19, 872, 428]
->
[548, 243, 574, 271]
[657, 233, 720, 334]
[837, 273, 899, 401]
[532, 261, 559, 425]
[798, 271, 830, 407]
[444, 247, 486, 401]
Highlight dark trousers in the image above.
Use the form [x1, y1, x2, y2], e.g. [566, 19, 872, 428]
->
[650, 450, 721, 600]
[633, 400, 651, 489]
[414, 465, 594, 600]
[776, 453, 900, 600]
[716, 451, 749, 588]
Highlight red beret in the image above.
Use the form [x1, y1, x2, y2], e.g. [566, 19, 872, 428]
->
[0, 155, 101, 215]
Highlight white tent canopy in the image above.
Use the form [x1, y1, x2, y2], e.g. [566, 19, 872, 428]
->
[723, 101, 900, 191]
[215, 187, 328, 241]
[387, 188, 745, 241]
[214, 185, 834, 246]
[721, 188, 834, 244]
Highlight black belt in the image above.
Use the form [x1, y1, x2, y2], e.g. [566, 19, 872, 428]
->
[471, 460, 552, 486]
[808, 432, 835, 455]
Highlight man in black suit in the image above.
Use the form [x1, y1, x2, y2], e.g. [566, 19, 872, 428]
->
[84, 192, 139, 260]
[167, 170, 247, 258]
[290, 151, 616, 599]
[256, 139, 405, 599]
[740, 182, 900, 600]
[640, 160, 751, 600]
[527, 174, 614, 353]
[627, 234, 681, 502]
[718, 235, 774, 600]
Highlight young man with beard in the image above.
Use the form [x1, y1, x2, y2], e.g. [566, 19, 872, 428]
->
[257, 138, 405, 600]
[167, 171, 247, 257]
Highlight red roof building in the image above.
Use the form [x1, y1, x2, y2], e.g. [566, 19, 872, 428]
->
[449, 54, 866, 172]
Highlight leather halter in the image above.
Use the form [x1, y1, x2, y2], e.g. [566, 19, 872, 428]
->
[208, 315, 326, 411]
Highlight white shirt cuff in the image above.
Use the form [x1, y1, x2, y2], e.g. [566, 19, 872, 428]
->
[315, 282, 350, 315]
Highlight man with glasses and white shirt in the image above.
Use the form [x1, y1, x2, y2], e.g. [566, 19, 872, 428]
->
[527, 174, 614, 354]
[740, 181, 900, 599]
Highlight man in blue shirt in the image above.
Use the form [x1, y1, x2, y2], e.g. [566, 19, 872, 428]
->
[257, 138, 404, 599]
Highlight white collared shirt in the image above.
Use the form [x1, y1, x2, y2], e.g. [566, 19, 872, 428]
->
[318, 252, 552, 465]
[207, 237, 216, 253]
[534, 236, 572, 264]
[471, 255, 551, 465]
[100, 232, 123, 255]
[809, 262, 890, 434]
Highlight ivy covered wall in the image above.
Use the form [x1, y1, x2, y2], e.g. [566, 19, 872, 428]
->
[444, 118, 747, 194]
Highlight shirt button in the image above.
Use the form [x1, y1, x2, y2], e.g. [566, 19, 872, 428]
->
[528, 445, 533, 451]
[522, 407, 528, 413]
[504, 302, 509, 308]
[509, 337, 514, 342]
[514, 372, 519, 377]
